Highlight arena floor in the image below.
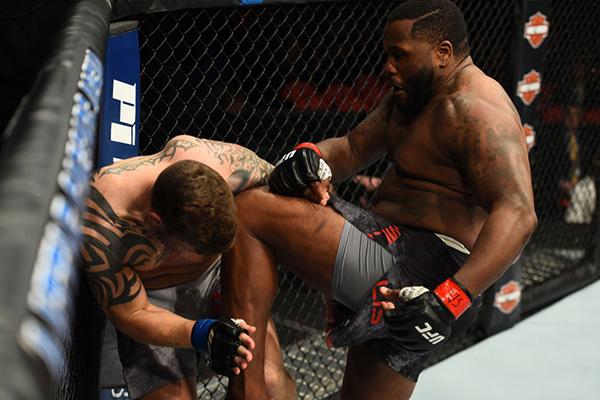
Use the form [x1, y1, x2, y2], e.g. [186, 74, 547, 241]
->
[411, 278, 600, 399]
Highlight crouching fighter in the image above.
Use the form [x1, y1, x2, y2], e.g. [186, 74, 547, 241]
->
[81, 135, 296, 399]
[221, 1, 537, 399]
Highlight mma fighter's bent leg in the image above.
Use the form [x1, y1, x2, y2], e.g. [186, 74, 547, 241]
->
[221, 187, 416, 400]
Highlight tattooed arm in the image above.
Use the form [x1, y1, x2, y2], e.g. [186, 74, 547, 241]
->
[80, 187, 197, 347]
[93, 135, 273, 195]
[446, 94, 537, 297]
[190, 137, 274, 194]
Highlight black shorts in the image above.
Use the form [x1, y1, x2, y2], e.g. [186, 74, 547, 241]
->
[327, 196, 482, 381]
[99, 258, 221, 399]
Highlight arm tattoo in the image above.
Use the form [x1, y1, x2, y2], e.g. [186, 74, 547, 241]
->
[94, 136, 272, 194]
[81, 187, 160, 309]
[451, 95, 532, 210]
[95, 138, 200, 178]
[198, 140, 273, 194]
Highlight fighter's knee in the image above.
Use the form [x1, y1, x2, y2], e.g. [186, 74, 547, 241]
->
[264, 364, 296, 400]
[234, 186, 270, 214]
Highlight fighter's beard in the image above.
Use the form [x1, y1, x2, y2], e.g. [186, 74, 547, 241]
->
[396, 68, 435, 117]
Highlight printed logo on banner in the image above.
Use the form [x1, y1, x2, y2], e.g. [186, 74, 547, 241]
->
[516, 69, 541, 106]
[99, 28, 140, 168]
[493, 280, 522, 314]
[524, 11, 549, 49]
[111, 388, 129, 398]
[523, 123, 536, 152]
[111, 79, 137, 146]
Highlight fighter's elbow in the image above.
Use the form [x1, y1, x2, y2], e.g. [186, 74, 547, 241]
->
[516, 203, 538, 239]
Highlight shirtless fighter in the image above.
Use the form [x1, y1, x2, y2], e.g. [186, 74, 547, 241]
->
[80, 135, 295, 399]
[221, 1, 537, 399]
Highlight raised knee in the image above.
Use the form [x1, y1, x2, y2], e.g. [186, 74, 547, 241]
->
[234, 186, 270, 218]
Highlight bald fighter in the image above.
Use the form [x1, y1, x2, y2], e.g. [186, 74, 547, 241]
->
[81, 135, 296, 399]
[221, 1, 537, 399]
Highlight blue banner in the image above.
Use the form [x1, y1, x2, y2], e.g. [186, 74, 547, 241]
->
[97, 24, 139, 400]
[99, 388, 130, 400]
[99, 28, 140, 168]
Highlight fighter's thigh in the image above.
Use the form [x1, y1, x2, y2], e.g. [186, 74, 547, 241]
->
[235, 187, 345, 291]
[341, 343, 415, 400]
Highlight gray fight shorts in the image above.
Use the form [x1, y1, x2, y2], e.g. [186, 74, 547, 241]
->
[328, 196, 482, 381]
[99, 257, 221, 399]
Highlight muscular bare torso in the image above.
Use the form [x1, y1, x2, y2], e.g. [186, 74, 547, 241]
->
[372, 63, 525, 250]
[81, 136, 273, 310]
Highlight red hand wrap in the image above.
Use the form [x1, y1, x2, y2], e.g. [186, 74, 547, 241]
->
[434, 278, 472, 319]
[294, 142, 322, 157]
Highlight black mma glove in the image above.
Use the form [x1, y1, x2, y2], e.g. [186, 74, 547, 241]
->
[383, 278, 472, 354]
[191, 317, 248, 379]
[268, 142, 332, 197]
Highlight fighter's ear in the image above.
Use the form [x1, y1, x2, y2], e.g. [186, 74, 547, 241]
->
[437, 40, 453, 68]
[148, 211, 163, 227]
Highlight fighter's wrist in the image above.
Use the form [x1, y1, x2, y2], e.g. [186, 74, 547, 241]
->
[294, 142, 322, 157]
[434, 277, 472, 319]
[191, 318, 218, 352]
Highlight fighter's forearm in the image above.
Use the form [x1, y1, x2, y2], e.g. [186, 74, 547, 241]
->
[110, 304, 196, 348]
[316, 136, 359, 182]
[221, 145, 274, 194]
[453, 204, 537, 297]
[316, 93, 390, 182]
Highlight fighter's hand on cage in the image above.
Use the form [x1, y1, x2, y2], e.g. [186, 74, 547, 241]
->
[191, 317, 256, 379]
[379, 278, 472, 354]
[268, 142, 332, 205]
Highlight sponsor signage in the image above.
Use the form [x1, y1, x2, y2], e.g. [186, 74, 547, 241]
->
[517, 69, 542, 106]
[523, 123, 536, 152]
[511, 2, 550, 161]
[99, 388, 130, 400]
[524, 11, 549, 49]
[493, 280, 522, 314]
[99, 27, 140, 168]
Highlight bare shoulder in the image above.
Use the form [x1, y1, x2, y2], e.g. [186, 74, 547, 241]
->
[81, 185, 159, 309]
[434, 70, 533, 211]
[93, 135, 206, 181]
[437, 72, 526, 155]
[82, 185, 155, 253]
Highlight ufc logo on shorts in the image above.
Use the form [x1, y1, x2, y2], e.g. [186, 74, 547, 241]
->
[110, 79, 136, 146]
[415, 322, 445, 345]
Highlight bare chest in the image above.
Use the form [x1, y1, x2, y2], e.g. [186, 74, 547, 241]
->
[385, 110, 451, 181]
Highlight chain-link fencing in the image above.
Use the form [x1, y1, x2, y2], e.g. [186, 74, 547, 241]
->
[44, 0, 600, 399]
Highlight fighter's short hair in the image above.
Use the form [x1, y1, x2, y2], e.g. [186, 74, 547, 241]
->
[387, 0, 470, 57]
[151, 159, 237, 255]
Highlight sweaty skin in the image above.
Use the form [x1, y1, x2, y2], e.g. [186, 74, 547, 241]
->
[80, 135, 272, 392]
[223, 18, 536, 400]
